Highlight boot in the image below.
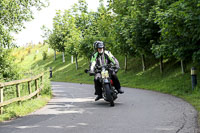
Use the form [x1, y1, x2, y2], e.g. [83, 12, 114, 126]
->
[95, 95, 103, 101]
[117, 88, 124, 94]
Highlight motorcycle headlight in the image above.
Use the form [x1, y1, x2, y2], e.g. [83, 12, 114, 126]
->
[101, 70, 109, 78]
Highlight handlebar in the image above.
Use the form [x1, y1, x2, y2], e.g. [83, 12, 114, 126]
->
[84, 64, 119, 76]
[94, 64, 119, 74]
[95, 64, 118, 70]
[84, 69, 95, 76]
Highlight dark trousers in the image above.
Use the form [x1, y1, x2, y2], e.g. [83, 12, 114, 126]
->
[94, 74, 121, 95]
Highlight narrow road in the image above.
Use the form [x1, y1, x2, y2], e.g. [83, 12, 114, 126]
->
[0, 82, 198, 133]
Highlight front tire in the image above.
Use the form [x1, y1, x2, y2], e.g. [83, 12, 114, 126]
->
[104, 84, 114, 106]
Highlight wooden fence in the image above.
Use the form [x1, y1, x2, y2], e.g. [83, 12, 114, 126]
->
[0, 73, 44, 114]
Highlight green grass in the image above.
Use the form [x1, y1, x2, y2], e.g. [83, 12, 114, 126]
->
[0, 95, 50, 122]
[10, 44, 200, 126]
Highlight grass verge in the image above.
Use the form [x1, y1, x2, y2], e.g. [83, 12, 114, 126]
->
[0, 95, 51, 122]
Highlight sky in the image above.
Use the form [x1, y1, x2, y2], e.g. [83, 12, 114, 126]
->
[14, 0, 107, 46]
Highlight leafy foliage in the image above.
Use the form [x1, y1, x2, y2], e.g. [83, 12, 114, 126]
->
[154, 0, 200, 61]
[0, 48, 19, 81]
[0, 0, 48, 48]
[42, 0, 200, 71]
[0, 0, 48, 80]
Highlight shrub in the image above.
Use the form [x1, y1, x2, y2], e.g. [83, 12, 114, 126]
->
[41, 73, 52, 96]
[34, 55, 37, 60]
[42, 51, 47, 60]
[27, 48, 31, 54]
[20, 56, 24, 62]
[0, 48, 20, 81]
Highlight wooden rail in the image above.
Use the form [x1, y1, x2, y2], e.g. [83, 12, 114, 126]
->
[0, 73, 44, 114]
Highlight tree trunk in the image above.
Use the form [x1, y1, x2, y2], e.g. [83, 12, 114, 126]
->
[160, 56, 163, 74]
[75, 54, 78, 70]
[62, 52, 65, 63]
[141, 54, 146, 72]
[124, 55, 127, 71]
[54, 50, 56, 61]
[181, 60, 185, 74]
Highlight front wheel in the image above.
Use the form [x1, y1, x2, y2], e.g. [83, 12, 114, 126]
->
[104, 84, 114, 106]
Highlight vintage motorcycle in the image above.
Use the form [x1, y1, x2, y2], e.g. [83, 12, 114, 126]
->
[85, 64, 118, 107]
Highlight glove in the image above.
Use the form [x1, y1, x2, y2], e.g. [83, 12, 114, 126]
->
[114, 65, 120, 73]
[89, 71, 95, 76]
[84, 69, 89, 73]
[114, 68, 119, 73]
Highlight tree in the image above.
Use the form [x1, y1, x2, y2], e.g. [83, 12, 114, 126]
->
[110, 0, 161, 72]
[65, 15, 82, 70]
[0, 0, 48, 48]
[155, 0, 200, 73]
[111, 0, 135, 71]
[78, 12, 98, 60]
[72, 0, 93, 60]
[41, 25, 58, 60]
[0, 0, 48, 80]
[43, 10, 72, 62]
[52, 10, 68, 62]
[130, 0, 161, 72]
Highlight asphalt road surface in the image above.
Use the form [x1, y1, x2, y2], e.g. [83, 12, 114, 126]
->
[0, 82, 199, 133]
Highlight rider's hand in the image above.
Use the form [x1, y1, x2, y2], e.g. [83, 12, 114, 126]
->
[114, 68, 119, 73]
[114, 65, 120, 73]
[116, 64, 120, 68]
[89, 71, 95, 76]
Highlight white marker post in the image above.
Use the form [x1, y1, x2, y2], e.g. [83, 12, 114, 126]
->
[71, 56, 73, 63]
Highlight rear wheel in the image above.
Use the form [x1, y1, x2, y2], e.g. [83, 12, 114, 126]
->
[104, 84, 114, 106]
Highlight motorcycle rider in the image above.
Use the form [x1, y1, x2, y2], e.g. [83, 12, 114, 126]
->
[89, 41, 124, 101]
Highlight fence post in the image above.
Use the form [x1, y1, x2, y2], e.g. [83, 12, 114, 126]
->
[35, 79, 39, 97]
[0, 87, 3, 114]
[49, 67, 52, 78]
[16, 84, 21, 105]
[191, 67, 197, 90]
[28, 81, 32, 94]
[40, 75, 43, 87]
